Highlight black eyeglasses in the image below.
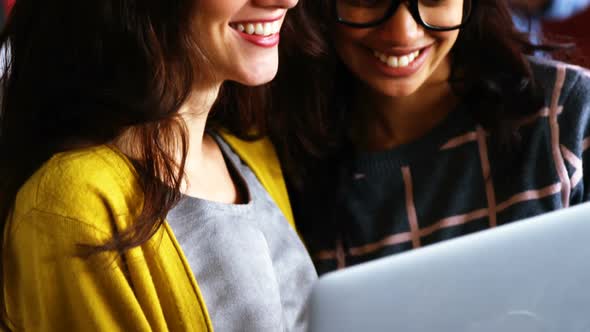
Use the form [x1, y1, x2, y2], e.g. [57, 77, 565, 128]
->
[334, 0, 474, 31]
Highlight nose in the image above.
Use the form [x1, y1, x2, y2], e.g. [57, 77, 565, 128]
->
[377, 3, 423, 44]
[252, 0, 299, 10]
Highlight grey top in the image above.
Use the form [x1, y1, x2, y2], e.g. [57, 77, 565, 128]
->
[166, 134, 317, 332]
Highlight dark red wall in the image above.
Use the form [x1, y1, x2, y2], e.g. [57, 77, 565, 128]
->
[544, 7, 590, 66]
[3, 0, 14, 14]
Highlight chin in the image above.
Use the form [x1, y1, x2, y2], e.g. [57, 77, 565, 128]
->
[369, 81, 422, 98]
[239, 71, 277, 86]
[233, 58, 279, 87]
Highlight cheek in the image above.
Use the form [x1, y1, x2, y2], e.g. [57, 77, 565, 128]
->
[197, 0, 237, 19]
[333, 26, 370, 63]
[333, 25, 367, 47]
[440, 30, 459, 48]
[431, 31, 459, 59]
[190, 15, 234, 67]
[426, 32, 459, 82]
[193, 0, 241, 42]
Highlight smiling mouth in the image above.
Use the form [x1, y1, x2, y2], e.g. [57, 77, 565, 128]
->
[229, 21, 282, 37]
[373, 49, 424, 68]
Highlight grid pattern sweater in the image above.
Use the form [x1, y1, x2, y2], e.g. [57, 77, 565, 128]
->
[300, 59, 590, 275]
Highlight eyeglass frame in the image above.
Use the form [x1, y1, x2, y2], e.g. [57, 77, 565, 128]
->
[333, 0, 476, 31]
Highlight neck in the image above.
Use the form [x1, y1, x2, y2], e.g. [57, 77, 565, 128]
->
[178, 82, 243, 203]
[179, 83, 222, 158]
[177, 82, 225, 188]
[352, 80, 458, 152]
[114, 82, 222, 175]
[116, 81, 242, 202]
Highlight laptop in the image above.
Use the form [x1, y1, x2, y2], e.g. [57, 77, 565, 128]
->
[307, 202, 590, 332]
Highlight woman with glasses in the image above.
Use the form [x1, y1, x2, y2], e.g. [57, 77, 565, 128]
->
[272, 0, 590, 274]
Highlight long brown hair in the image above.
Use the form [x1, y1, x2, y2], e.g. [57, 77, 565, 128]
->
[269, 0, 567, 249]
[0, 0, 279, 327]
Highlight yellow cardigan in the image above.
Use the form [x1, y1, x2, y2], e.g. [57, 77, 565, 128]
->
[2, 133, 295, 331]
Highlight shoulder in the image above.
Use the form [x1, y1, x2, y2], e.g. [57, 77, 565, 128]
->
[528, 58, 590, 155]
[529, 57, 589, 95]
[217, 130, 296, 229]
[532, 57, 590, 109]
[217, 131, 284, 183]
[11, 145, 143, 235]
[217, 130, 280, 166]
[529, 57, 590, 89]
[528, 57, 590, 114]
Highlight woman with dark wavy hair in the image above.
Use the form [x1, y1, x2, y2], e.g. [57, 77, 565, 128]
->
[270, 0, 590, 275]
[0, 0, 317, 331]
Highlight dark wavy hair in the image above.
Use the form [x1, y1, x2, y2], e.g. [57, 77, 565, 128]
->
[0, 0, 312, 328]
[269, 0, 564, 249]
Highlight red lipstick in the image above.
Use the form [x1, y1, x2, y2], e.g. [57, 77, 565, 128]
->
[237, 31, 280, 48]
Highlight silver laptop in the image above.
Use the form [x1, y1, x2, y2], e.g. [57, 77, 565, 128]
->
[307, 202, 590, 332]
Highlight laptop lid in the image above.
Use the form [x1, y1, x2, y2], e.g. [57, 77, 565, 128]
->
[307, 202, 590, 332]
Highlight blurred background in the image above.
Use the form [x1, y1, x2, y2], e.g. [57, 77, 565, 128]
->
[509, 0, 590, 65]
[1, 0, 12, 23]
[543, 8, 590, 64]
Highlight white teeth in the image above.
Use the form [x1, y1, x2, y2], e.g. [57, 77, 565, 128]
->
[399, 55, 409, 67]
[246, 23, 255, 34]
[373, 50, 421, 68]
[263, 22, 272, 36]
[255, 23, 264, 35]
[234, 21, 281, 36]
[387, 56, 398, 67]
